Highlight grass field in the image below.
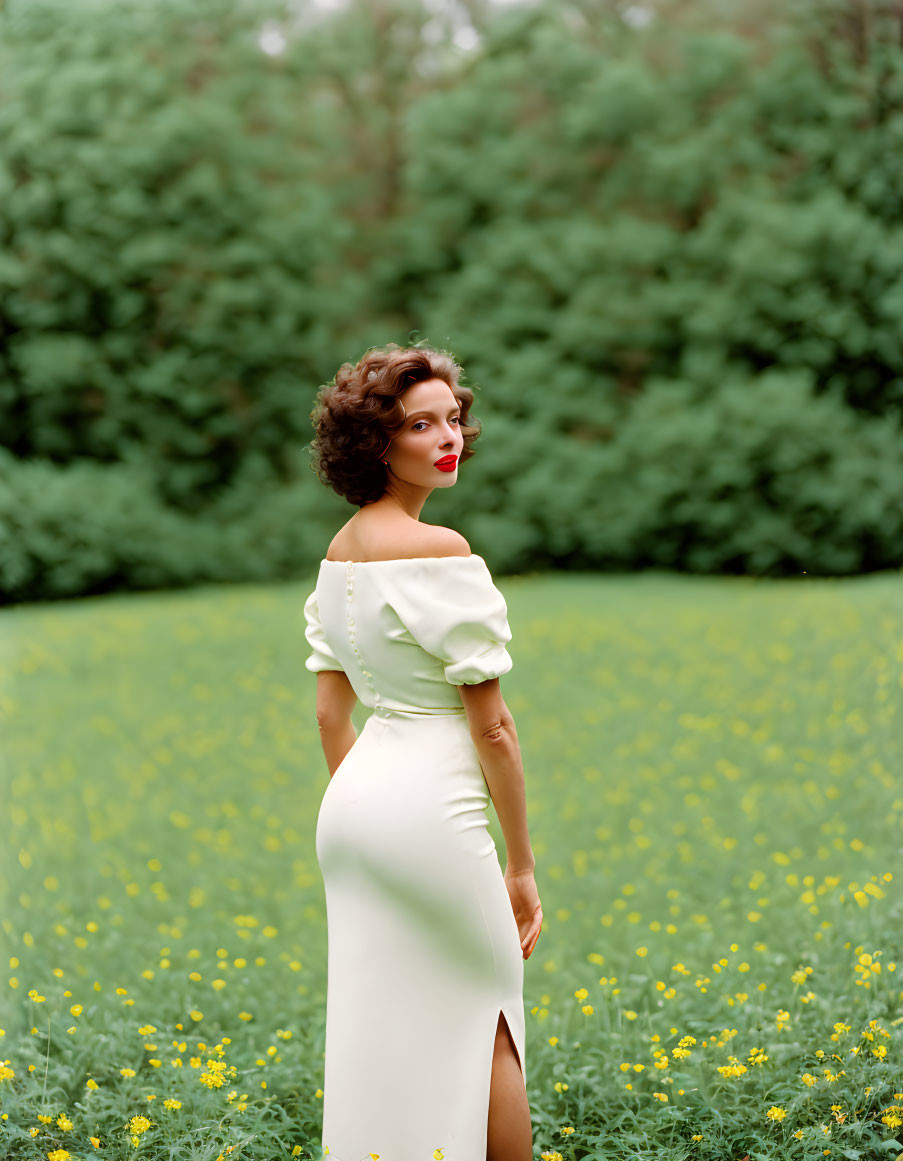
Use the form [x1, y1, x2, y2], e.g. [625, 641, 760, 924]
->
[1, 567, 901, 1161]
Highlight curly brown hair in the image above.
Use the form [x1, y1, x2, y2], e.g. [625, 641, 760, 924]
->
[309, 342, 481, 507]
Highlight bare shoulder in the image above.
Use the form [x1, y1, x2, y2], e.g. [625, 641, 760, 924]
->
[326, 516, 471, 562]
[415, 525, 472, 559]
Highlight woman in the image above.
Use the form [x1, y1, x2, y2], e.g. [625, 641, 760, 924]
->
[304, 342, 542, 1161]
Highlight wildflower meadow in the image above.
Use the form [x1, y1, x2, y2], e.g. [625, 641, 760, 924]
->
[1, 567, 901, 1160]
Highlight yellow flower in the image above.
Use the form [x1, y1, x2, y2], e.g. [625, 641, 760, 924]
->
[56, 1114, 73, 1131]
[47, 1151, 71, 1161]
[163, 1099, 181, 1110]
[120, 1067, 136, 1078]
[766, 1106, 787, 1121]
[128, 1114, 152, 1134]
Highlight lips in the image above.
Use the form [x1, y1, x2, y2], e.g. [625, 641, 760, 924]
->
[434, 455, 458, 468]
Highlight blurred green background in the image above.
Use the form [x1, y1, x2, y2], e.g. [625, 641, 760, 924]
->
[1, 0, 902, 602]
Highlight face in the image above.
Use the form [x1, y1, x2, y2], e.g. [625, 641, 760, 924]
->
[383, 378, 464, 488]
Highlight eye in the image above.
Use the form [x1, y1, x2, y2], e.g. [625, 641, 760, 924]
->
[411, 415, 460, 432]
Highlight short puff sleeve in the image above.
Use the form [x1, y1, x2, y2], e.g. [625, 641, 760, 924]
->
[393, 557, 514, 685]
[303, 589, 344, 673]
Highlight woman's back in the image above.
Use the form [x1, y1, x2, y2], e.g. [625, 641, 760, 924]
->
[304, 550, 514, 715]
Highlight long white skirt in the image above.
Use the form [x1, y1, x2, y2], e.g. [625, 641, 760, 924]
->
[315, 706, 526, 1160]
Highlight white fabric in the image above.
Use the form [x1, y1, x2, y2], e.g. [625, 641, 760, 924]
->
[304, 554, 525, 1160]
[304, 554, 514, 705]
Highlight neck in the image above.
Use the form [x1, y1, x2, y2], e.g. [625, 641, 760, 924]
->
[366, 480, 433, 521]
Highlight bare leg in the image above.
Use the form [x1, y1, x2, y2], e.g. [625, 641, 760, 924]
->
[487, 1011, 532, 1161]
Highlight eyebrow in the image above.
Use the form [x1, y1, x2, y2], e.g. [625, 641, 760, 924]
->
[407, 405, 461, 420]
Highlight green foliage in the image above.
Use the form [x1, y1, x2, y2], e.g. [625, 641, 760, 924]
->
[583, 371, 903, 576]
[1, 0, 902, 600]
[0, 446, 346, 602]
[0, 0, 364, 507]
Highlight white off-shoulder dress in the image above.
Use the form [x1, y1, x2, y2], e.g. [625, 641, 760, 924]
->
[303, 554, 526, 1161]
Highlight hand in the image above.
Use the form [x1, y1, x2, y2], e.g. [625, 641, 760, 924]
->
[504, 866, 542, 960]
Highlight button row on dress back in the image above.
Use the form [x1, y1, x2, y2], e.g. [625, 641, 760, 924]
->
[345, 561, 375, 689]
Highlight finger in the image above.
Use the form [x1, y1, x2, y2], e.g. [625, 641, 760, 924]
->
[521, 914, 540, 946]
[521, 911, 542, 950]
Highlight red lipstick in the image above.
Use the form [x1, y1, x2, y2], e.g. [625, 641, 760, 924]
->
[434, 455, 458, 472]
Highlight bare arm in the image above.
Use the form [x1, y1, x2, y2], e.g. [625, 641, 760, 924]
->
[455, 677, 534, 873]
[315, 670, 359, 777]
[457, 676, 542, 958]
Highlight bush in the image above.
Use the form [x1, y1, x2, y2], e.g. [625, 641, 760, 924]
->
[2, 0, 902, 600]
[582, 370, 903, 575]
[0, 446, 344, 604]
